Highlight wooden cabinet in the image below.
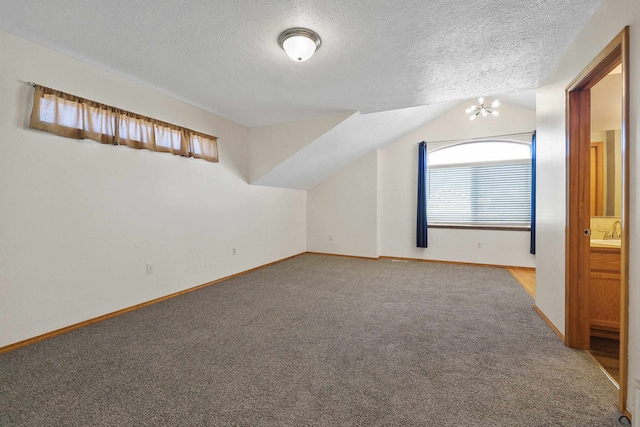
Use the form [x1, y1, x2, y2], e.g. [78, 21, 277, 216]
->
[589, 246, 620, 339]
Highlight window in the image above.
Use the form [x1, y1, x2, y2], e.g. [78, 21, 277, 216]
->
[30, 85, 219, 163]
[427, 140, 531, 228]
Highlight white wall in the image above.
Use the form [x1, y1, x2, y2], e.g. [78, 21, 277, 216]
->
[536, 1, 639, 413]
[380, 102, 536, 267]
[306, 101, 536, 267]
[0, 31, 307, 348]
[307, 150, 379, 258]
[248, 112, 353, 183]
[592, 73, 623, 132]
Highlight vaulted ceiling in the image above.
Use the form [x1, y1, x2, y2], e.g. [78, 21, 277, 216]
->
[0, 0, 602, 189]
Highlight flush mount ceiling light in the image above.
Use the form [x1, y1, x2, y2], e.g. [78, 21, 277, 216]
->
[465, 97, 500, 120]
[278, 27, 322, 62]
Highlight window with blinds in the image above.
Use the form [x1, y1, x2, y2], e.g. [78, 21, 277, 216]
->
[426, 140, 532, 227]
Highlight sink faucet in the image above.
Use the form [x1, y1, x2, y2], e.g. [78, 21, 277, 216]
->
[611, 220, 622, 239]
[603, 221, 622, 240]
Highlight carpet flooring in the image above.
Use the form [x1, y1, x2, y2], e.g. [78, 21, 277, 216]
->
[0, 254, 622, 426]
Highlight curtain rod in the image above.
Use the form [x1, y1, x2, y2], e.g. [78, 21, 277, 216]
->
[417, 131, 535, 145]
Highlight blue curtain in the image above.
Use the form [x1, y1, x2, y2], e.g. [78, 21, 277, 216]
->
[417, 141, 428, 248]
[530, 131, 537, 254]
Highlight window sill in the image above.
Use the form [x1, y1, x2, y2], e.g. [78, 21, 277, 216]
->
[428, 224, 531, 232]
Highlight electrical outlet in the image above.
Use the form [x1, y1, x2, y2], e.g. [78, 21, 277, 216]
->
[146, 263, 154, 274]
[476, 241, 482, 249]
[232, 248, 237, 256]
[329, 235, 333, 241]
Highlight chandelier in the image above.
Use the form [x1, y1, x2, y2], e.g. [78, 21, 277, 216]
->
[465, 97, 500, 120]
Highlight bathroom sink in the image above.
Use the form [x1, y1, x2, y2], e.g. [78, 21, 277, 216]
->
[590, 239, 621, 247]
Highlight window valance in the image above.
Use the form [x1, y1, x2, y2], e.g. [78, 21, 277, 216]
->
[29, 85, 218, 163]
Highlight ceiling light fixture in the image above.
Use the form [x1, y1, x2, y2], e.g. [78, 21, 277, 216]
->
[278, 27, 322, 62]
[465, 97, 500, 120]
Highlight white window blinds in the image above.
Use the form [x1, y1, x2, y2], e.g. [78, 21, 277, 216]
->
[426, 140, 532, 227]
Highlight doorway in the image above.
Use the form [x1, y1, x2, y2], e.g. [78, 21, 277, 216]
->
[565, 27, 629, 414]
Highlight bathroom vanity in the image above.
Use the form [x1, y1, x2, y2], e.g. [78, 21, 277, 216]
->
[589, 242, 620, 339]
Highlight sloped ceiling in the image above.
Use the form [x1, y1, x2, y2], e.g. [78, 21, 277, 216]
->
[0, 1, 602, 190]
[0, 0, 601, 128]
[253, 101, 462, 189]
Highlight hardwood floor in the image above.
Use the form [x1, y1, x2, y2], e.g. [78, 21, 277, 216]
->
[506, 267, 620, 385]
[589, 336, 620, 385]
[507, 267, 536, 298]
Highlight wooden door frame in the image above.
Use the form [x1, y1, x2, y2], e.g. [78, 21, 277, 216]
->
[565, 27, 629, 413]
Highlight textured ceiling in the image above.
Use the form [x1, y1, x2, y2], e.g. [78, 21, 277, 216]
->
[0, 0, 602, 127]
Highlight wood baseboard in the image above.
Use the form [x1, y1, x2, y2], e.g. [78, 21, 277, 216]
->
[379, 255, 532, 270]
[0, 253, 305, 355]
[305, 251, 378, 260]
[534, 305, 566, 343]
[1, 252, 536, 354]
[307, 252, 535, 270]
